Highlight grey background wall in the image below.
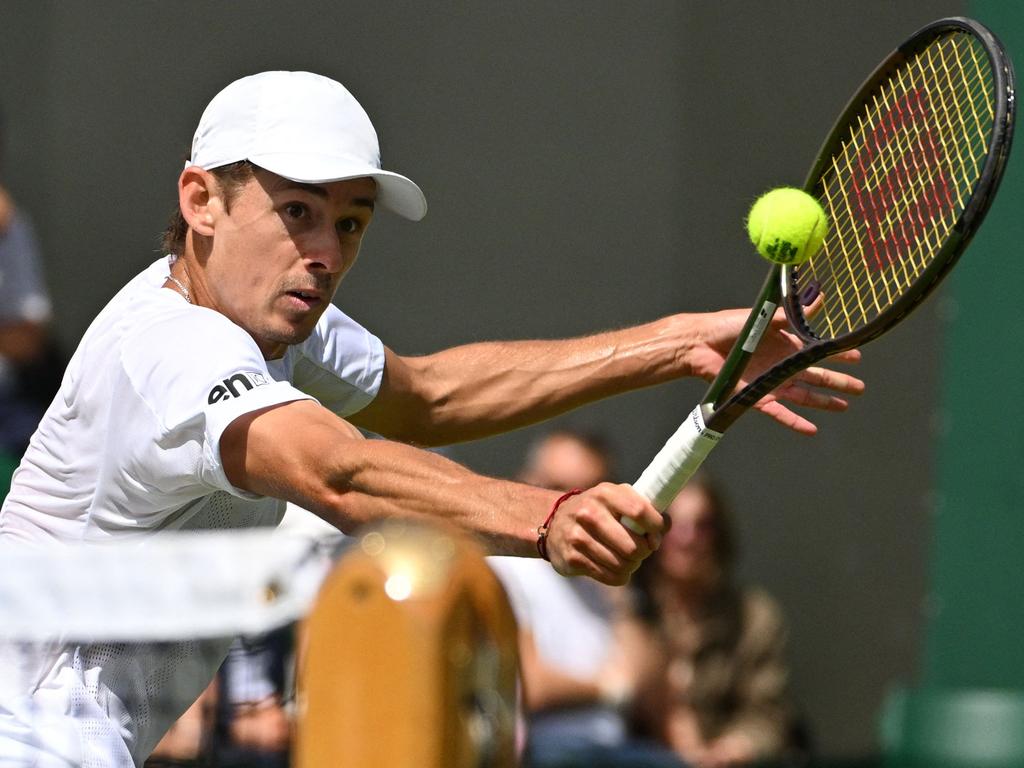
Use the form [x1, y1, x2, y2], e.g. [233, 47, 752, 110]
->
[0, 0, 970, 757]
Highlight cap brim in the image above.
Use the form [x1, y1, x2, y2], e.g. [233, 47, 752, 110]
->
[248, 152, 427, 221]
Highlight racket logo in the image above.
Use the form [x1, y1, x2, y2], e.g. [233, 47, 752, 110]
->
[848, 88, 954, 271]
[742, 300, 778, 353]
[689, 407, 722, 441]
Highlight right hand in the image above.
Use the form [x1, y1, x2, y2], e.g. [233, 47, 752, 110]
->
[544, 482, 664, 585]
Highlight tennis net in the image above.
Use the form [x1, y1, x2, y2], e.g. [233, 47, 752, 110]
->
[0, 525, 339, 767]
[0, 517, 519, 768]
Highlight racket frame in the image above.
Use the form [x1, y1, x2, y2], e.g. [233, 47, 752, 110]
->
[710, 16, 1015, 432]
[629, 16, 1016, 521]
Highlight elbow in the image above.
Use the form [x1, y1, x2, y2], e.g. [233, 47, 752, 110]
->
[307, 485, 372, 536]
[294, 455, 374, 535]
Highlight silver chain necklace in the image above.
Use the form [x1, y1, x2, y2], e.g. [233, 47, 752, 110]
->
[166, 274, 192, 304]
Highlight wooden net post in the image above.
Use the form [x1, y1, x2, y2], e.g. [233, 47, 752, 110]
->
[294, 520, 519, 768]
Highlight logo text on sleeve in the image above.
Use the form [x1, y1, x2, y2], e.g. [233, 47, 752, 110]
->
[207, 372, 270, 404]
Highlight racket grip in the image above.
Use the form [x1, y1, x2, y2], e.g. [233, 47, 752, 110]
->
[624, 406, 723, 532]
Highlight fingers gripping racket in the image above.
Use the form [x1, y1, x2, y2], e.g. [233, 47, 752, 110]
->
[626, 17, 1015, 526]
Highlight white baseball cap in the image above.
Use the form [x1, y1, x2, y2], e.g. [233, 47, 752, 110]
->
[188, 71, 427, 221]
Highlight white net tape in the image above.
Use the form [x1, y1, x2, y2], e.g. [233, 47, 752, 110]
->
[0, 526, 344, 767]
[0, 529, 334, 642]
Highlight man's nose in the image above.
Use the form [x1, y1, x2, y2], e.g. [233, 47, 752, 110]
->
[304, 227, 345, 273]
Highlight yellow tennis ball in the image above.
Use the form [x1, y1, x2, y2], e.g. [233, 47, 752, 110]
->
[746, 187, 827, 265]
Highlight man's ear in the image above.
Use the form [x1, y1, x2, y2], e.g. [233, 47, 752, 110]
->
[178, 167, 223, 237]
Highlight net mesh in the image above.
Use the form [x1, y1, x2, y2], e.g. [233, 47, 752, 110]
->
[0, 528, 343, 768]
[794, 30, 997, 339]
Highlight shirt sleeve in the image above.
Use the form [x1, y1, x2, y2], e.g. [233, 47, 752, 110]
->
[121, 307, 315, 498]
[0, 210, 52, 324]
[288, 304, 385, 417]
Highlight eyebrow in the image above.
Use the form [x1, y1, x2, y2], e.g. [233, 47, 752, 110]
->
[279, 181, 376, 210]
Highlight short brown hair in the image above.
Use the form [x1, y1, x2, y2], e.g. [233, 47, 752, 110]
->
[160, 160, 257, 256]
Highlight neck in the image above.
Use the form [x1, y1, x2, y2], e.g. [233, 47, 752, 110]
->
[165, 258, 193, 304]
[170, 243, 212, 309]
[172, 246, 285, 361]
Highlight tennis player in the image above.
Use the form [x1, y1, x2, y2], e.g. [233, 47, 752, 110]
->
[0, 71, 863, 766]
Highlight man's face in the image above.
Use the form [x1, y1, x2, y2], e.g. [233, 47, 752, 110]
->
[201, 169, 376, 358]
[523, 435, 608, 492]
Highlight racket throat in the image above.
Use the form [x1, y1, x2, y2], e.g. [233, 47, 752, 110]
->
[703, 266, 783, 411]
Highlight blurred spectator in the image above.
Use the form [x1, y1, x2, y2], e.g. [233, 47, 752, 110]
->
[489, 428, 682, 768]
[148, 508, 342, 767]
[629, 474, 798, 768]
[210, 512, 344, 766]
[0, 101, 60, 493]
[146, 681, 217, 767]
[209, 628, 294, 768]
[146, 628, 294, 768]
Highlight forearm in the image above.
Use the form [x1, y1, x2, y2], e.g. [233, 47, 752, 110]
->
[356, 313, 702, 445]
[244, 411, 557, 557]
[224, 401, 661, 583]
[328, 442, 555, 556]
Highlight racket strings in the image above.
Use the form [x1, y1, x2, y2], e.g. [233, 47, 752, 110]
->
[809, 34, 992, 335]
[820, 52, 993, 256]
[813, 37, 991, 330]
[795, 31, 995, 339]
[820, 60, 985, 320]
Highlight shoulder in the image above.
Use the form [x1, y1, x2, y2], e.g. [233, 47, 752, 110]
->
[131, 302, 258, 354]
[126, 301, 259, 363]
[117, 263, 263, 365]
[294, 303, 383, 366]
[112, 282, 269, 409]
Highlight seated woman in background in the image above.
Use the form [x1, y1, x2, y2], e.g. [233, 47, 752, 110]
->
[628, 474, 798, 768]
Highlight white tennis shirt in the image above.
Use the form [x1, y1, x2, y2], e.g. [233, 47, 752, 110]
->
[0, 257, 385, 766]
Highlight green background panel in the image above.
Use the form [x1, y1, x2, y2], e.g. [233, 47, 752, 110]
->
[924, 1, 1024, 688]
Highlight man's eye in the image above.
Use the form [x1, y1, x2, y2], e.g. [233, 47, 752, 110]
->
[285, 203, 308, 219]
[337, 218, 360, 234]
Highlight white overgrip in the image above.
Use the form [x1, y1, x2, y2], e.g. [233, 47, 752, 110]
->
[624, 405, 723, 531]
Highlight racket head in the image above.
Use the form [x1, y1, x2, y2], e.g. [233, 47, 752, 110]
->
[782, 16, 1015, 348]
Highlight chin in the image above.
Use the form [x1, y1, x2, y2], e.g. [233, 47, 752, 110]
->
[258, 323, 317, 356]
[279, 328, 316, 348]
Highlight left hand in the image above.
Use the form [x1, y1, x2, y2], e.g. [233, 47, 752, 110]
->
[688, 305, 865, 435]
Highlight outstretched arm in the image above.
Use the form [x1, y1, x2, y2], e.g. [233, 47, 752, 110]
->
[220, 399, 665, 585]
[350, 310, 863, 445]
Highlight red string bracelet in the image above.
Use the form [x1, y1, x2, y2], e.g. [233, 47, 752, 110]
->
[536, 488, 583, 561]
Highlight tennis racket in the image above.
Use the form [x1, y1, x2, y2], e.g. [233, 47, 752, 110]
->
[626, 16, 1016, 524]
